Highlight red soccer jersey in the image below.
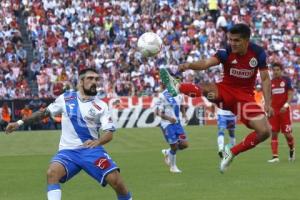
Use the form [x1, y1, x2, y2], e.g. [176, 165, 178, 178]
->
[271, 76, 293, 110]
[215, 42, 268, 94]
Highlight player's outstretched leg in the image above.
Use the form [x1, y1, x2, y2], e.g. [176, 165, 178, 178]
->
[46, 162, 66, 200]
[159, 68, 202, 97]
[106, 170, 132, 200]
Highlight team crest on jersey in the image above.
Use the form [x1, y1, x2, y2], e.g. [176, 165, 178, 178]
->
[88, 108, 96, 116]
[249, 57, 258, 68]
[280, 81, 285, 87]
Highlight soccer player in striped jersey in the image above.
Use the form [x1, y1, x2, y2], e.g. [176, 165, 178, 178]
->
[155, 82, 188, 173]
[5, 68, 132, 200]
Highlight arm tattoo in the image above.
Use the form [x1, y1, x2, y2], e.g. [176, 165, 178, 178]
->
[23, 109, 51, 125]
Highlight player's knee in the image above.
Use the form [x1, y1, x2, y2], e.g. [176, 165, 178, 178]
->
[107, 171, 127, 194]
[180, 142, 189, 149]
[257, 127, 271, 141]
[47, 167, 60, 182]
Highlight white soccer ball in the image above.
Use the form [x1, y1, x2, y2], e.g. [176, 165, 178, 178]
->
[137, 32, 163, 57]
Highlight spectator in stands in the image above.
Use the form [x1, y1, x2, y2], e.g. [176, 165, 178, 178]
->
[0, 102, 11, 131]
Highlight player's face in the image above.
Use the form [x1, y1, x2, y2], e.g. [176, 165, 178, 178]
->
[228, 33, 249, 54]
[81, 71, 100, 96]
[272, 66, 282, 78]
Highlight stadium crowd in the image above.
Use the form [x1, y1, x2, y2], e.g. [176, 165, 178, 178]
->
[0, 0, 299, 103]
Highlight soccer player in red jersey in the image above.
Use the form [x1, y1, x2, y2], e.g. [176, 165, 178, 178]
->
[267, 63, 295, 163]
[160, 23, 273, 173]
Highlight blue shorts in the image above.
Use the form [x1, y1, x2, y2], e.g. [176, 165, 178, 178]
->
[217, 115, 236, 130]
[161, 123, 187, 144]
[51, 146, 119, 186]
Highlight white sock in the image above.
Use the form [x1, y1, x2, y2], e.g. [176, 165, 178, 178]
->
[47, 184, 61, 200]
[230, 137, 236, 146]
[47, 189, 61, 200]
[169, 152, 176, 167]
[217, 135, 225, 152]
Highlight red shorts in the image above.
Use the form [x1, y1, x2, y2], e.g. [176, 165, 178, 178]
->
[268, 108, 292, 134]
[215, 83, 265, 127]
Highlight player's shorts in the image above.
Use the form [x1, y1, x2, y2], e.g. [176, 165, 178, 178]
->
[161, 123, 187, 144]
[216, 83, 265, 127]
[217, 114, 236, 130]
[51, 146, 119, 186]
[269, 108, 292, 134]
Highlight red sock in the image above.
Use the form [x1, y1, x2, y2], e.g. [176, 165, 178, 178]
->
[231, 131, 260, 156]
[286, 133, 294, 150]
[179, 83, 202, 97]
[271, 138, 278, 157]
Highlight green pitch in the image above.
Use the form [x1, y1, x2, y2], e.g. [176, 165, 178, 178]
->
[0, 125, 299, 200]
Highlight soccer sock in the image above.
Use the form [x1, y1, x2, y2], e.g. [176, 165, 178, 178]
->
[285, 133, 294, 150]
[179, 83, 202, 97]
[217, 131, 225, 152]
[229, 130, 236, 146]
[271, 136, 279, 157]
[118, 192, 132, 200]
[47, 184, 61, 200]
[169, 149, 177, 167]
[231, 131, 260, 156]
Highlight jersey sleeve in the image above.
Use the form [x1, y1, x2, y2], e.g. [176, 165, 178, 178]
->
[214, 48, 229, 64]
[47, 94, 64, 116]
[100, 105, 116, 132]
[285, 77, 293, 90]
[257, 49, 267, 70]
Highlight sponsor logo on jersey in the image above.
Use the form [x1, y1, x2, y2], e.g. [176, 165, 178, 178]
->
[94, 157, 111, 169]
[272, 88, 285, 94]
[249, 57, 258, 68]
[280, 81, 285, 87]
[230, 68, 255, 78]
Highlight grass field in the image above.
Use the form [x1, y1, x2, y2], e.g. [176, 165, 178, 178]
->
[0, 124, 299, 200]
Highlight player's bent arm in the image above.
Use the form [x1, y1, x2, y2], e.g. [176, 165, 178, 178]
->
[181, 57, 220, 71]
[83, 131, 113, 148]
[5, 109, 51, 134]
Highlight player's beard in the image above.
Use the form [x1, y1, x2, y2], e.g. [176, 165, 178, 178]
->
[83, 84, 97, 96]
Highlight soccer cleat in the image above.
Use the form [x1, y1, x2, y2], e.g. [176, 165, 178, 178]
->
[289, 149, 295, 162]
[159, 68, 180, 97]
[220, 144, 234, 173]
[170, 166, 182, 173]
[267, 157, 280, 163]
[161, 149, 170, 166]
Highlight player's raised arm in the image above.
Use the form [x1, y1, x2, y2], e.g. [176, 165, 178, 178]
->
[179, 57, 220, 72]
[260, 69, 273, 116]
[5, 109, 51, 134]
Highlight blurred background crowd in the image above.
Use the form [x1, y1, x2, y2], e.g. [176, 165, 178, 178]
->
[0, 0, 299, 103]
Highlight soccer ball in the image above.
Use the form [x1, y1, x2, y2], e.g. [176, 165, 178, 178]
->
[137, 32, 162, 57]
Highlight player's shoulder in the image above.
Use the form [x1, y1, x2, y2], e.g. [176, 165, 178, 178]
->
[281, 76, 292, 84]
[248, 42, 265, 55]
[93, 97, 109, 110]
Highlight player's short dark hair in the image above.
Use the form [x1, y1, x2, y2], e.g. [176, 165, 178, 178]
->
[272, 62, 283, 70]
[229, 23, 251, 39]
[79, 68, 98, 79]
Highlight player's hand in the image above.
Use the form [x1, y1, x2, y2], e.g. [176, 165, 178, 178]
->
[279, 107, 287, 113]
[265, 105, 274, 118]
[5, 122, 20, 134]
[182, 115, 189, 124]
[178, 63, 190, 72]
[83, 139, 101, 148]
[169, 117, 177, 124]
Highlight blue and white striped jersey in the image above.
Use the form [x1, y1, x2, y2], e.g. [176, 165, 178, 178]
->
[47, 91, 115, 150]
